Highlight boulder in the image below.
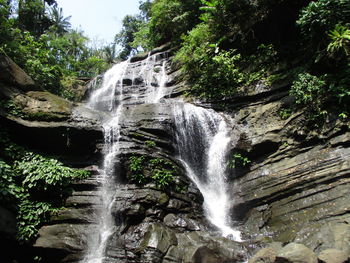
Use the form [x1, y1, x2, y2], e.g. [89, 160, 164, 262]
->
[294, 222, 350, 254]
[140, 223, 178, 254]
[318, 249, 349, 263]
[276, 243, 318, 263]
[248, 243, 283, 263]
[34, 223, 95, 253]
[163, 231, 247, 263]
[13, 91, 73, 121]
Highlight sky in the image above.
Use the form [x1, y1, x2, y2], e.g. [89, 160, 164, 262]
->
[56, 0, 141, 45]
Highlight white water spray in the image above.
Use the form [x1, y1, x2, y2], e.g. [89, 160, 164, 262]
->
[83, 62, 128, 263]
[174, 103, 242, 241]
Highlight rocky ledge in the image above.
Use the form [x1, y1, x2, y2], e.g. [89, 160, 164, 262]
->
[227, 81, 350, 261]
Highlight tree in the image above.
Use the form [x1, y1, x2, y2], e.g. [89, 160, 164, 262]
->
[48, 6, 71, 35]
[0, 0, 13, 43]
[115, 14, 143, 60]
[145, 0, 201, 47]
[103, 43, 117, 64]
[17, 0, 51, 37]
[297, 0, 350, 53]
[139, 0, 151, 20]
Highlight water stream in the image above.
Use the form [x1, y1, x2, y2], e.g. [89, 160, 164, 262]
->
[83, 51, 241, 261]
[174, 103, 242, 241]
[84, 62, 128, 263]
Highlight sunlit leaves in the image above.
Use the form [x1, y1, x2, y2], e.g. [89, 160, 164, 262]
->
[327, 24, 350, 58]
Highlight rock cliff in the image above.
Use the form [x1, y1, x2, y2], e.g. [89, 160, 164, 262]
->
[0, 48, 349, 263]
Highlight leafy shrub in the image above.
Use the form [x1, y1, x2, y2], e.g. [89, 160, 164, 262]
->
[297, 0, 350, 59]
[149, 158, 176, 188]
[175, 23, 246, 100]
[16, 200, 58, 242]
[1, 99, 26, 118]
[327, 24, 350, 58]
[129, 155, 146, 184]
[0, 131, 89, 242]
[16, 152, 89, 192]
[290, 73, 326, 109]
[0, 159, 16, 201]
[278, 108, 293, 120]
[136, 0, 201, 48]
[128, 155, 177, 189]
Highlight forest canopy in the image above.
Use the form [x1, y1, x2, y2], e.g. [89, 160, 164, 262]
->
[115, 0, 350, 124]
[0, 0, 117, 99]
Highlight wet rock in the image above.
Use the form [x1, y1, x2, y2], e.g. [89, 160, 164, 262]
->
[294, 222, 350, 254]
[50, 207, 99, 224]
[163, 231, 247, 263]
[34, 223, 95, 253]
[318, 249, 349, 263]
[17, 91, 72, 120]
[140, 224, 178, 254]
[276, 243, 318, 263]
[248, 242, 283, 263]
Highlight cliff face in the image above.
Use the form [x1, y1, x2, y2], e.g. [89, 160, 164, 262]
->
[1, 49, 349, 263]
[231, 83, 350, 256]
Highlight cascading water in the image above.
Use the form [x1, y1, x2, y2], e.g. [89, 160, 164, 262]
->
[83, 50, 241, 262]
[83, 61, 128, 263]
[174, 103, 242, 241]
[83, 52, 170, 262]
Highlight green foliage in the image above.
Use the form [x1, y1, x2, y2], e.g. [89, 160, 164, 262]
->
[145, 140, 156, 148]
[0, 130, 89, 242]
[0, 0, 13, 44]
[0, 159, 16, 200]
[128, 155, 177, 189]
[59, 74, 85, 101]
[48, 6, 71, 35]
[327, 24, 350, 58]
[115, 15, 143, 59]
[17, 0, 51, 37]
[243, 44, 278, 84]
[129, 0, 201, 50]
[147, 0, 201, 47]
[229, 153, 251, 169]
[297, 0, 350, 60]
[176, 23, 246, 99]
[0, 1, 111, 97]
[17, 200, 58, 242]
[1, 99, 26, 118]
[290, 73, 326, 113]
[278, 108, 293, 120]
[149, 158, 176, 189]
[289, 70, 350, 123]
[15, 152, 89, 192]
[297, 0, 350, 39]
[129, 155, 146, 184]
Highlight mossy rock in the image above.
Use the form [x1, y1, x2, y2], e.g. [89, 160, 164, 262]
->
[11, 91, 73, 121]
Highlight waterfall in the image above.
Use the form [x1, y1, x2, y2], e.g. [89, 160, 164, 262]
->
[83, 52, 170, 262]
[174, 103, 242, 241]
[83, 50, 241, 261]
[83, 62, 128, 263]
